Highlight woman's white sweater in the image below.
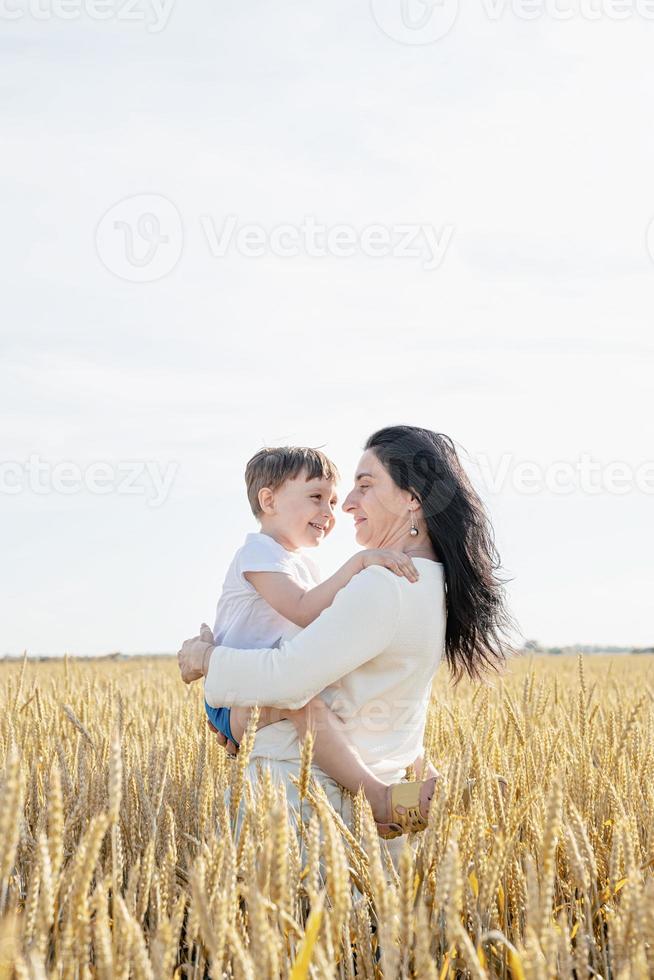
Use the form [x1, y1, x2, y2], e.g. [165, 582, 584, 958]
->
[204, 558, 446, 782]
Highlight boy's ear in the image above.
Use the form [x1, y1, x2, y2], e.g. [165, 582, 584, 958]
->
[258, 487, 275, 515]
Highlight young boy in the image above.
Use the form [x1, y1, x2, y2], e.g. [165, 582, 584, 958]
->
[204, 445, 421, 832]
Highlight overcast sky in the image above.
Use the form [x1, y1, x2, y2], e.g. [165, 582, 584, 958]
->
[2, 1, 653, 655]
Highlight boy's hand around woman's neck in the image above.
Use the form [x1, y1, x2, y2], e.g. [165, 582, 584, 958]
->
[358, 548, 421, 583]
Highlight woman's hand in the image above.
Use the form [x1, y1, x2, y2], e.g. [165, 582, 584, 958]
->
[360, 549, 420, 583]
[207, 718, 239, 756]
[177, 623, 215, 684]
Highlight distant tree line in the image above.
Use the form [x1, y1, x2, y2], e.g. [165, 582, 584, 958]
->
[522, 640, 654, 655]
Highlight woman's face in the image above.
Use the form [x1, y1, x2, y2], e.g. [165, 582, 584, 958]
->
[341, 448, 413, 549]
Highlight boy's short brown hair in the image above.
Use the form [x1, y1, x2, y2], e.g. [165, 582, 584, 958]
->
[245, 446, 340, 518]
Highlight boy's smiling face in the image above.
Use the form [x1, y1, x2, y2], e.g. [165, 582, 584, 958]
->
[258, 470, 338, 551]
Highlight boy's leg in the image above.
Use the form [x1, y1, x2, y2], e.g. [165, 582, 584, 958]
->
[228, 704, 292, 744]
[285, 697, 394, 825]
[225, 700, 442, 828]
[205, 702, 241, 754]
[205, 701, 232, 737]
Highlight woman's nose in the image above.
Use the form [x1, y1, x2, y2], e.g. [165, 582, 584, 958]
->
[341, 491, 355, 512]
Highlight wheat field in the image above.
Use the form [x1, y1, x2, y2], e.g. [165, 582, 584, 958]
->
[1, 653, 653, 979]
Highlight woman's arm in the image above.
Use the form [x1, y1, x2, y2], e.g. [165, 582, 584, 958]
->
[203, 567, 401, 709]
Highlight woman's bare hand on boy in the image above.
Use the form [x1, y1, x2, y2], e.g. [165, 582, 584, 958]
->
[199, 623, 214, 643]
[177, 624, 215, 683]
[360, 549, 420, 583]
[207, 719, 239, 756]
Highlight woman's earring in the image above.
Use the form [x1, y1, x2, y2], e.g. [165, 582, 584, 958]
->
[409, 511, 419, 536]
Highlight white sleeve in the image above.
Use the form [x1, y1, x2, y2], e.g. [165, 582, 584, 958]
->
[237, 536, 295, 581]
[204, 567, 401, 709]
[301, 552, 322, 586]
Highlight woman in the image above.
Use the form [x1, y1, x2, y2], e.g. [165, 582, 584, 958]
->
[178, 425, 514, 837]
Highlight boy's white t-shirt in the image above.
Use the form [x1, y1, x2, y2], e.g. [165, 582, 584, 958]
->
[211, 532, 322, 651]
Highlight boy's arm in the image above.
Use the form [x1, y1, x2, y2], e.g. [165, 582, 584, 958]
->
[244, 550, 418, 628]
[244, 556, 363, 629]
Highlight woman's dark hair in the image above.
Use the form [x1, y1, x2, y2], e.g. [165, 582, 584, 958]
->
[364, 425, 516, 685]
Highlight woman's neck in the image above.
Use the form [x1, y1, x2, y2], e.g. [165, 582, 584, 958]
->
[385, 532, 439, 562]
[404, 544, 440, 562]
[374, 526, 439, 562]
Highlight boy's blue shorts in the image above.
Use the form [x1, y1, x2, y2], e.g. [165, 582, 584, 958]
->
[205, 700, 240, 747]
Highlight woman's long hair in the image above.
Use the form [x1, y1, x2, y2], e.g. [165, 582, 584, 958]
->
[364, 425, 517, 685]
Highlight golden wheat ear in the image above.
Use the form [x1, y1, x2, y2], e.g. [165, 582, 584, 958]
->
[2, 653, 645, 978]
